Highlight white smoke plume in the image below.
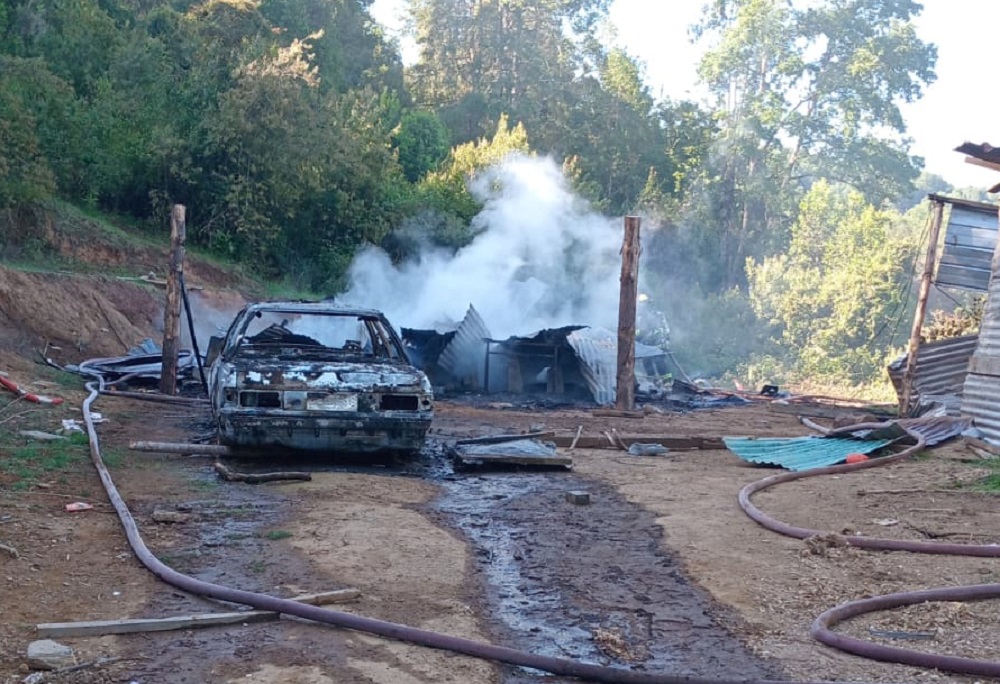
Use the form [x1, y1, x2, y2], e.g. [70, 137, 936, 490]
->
[340, 155, 625, 338]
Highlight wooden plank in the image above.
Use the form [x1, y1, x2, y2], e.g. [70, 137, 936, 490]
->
[939, 250, 992, 270]
[36, 589, 360, 638]
[38, 611, 275, 638]
[901, 200, 944, 416]
[455, 432, 554, 446]
[935, 263, 990, 292]
[130, 441, 233, 455]
[948, 205, 1000, 231]
[592, 409, 645, 419]
[944, 223, 997, 250]
[550, 434, 725, 450]
[768, 402, 895, 420]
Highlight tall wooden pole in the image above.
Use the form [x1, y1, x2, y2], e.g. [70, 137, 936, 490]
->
[616, 216, 641, 410]
[160, 204, 186, 396]
[900, 200, 944, 416]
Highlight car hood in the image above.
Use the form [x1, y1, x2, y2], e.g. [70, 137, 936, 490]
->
[221, 360, 429, 393]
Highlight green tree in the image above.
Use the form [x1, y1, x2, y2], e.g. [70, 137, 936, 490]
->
[405, 113, 531, 248]
[693, 0, 936, 289]
[0, 79, 55, 208]
[746, 181, 915, 383]
[393, 110, 450, 182]
[406, 0, 611, 139]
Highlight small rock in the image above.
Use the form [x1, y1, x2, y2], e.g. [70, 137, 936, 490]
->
[565, 490, 591, 506]
[27, 639, 76, 670]
[627, 443, 669, 457]
[152, 508, 192, 524]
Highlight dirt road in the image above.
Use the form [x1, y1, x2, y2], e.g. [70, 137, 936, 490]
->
[3, 391, 999, 684]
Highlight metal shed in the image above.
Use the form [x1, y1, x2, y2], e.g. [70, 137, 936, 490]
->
[955, 142, 1000, 442]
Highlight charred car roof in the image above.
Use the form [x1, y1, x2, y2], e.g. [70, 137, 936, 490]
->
[241, 301, 387, 318]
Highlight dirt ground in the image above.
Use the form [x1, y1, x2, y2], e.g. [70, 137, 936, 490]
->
[2, 269, 1000, 684]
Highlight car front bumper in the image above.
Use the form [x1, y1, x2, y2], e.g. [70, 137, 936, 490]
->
[217, 410, 432, 453]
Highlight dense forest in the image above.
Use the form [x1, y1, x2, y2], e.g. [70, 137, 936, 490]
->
[0, 0, 987, 389]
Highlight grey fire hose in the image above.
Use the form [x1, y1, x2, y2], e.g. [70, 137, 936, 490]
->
[738, 421, 1000, 677]
[79, 377, 875, 684]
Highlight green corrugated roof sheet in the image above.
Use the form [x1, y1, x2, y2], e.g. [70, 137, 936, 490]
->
[723, 436, 893, 472]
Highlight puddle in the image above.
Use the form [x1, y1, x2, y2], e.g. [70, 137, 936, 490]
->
[434, 470, 780, 682]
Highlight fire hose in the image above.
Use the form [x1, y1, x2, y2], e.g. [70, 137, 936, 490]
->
[739, 421, 1000, 677]
[77, 375, 879, 684]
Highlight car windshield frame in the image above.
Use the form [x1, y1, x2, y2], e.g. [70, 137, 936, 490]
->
[224, 308, 411, 364]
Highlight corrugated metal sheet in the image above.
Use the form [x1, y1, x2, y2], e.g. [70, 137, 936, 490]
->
[438, 305, 491, 388]
[723, 436, 894, 472]
[937, 203, 998, 292]
[886, 335, 977, 410]
[850, 416, 972, 447]
[901, 415, 974, 446]
[962, 374, 1000, 443]
[972, 273, 1000, 359]
[565, 328, 667, 406]
[961, 255, 1000, 442]
[566, 328, 617, 405]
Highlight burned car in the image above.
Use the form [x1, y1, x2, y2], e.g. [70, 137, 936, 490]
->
[207, 302, 433, 454]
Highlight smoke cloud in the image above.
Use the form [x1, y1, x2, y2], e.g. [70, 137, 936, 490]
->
[339, 155, 625, 338]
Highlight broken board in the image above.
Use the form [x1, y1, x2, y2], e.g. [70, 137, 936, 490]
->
[451, 439, 572, 468]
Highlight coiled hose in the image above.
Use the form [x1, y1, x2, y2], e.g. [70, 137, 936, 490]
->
[739, 421, 1000, 677]
[78, 377, 874, 684]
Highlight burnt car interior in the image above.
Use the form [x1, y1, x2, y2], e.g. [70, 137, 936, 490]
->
[234, 311, 407, 362]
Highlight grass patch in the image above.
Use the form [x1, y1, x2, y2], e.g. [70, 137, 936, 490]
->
[0, 431, 90, 488]
[975, 468, 1000, 493]
[101, 449, 127, 468]
[38, 366, 84, 390]
[957, 458, 1000, 492]
[261, 529, 293, 541]
[189, 477, 219, 491]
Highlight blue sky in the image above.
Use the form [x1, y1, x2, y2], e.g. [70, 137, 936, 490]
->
[370, 0, 999, 189]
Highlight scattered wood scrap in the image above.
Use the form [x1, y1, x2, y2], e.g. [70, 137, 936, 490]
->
[965, 437, 1000, 459]
[36, 589, 361, 638]
[455, 431, 555, 446]
[769, 401, 895, 420]
[550, 434, 724, 451]
[591, 409, 645, 419]
[213, 461, 311, 484]
[0, 541, 19, 559]
[130, 441, 232, 456]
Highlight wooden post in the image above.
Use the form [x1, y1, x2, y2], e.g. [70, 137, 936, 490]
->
[900, 200, 945, 416]
[160, 205, 186, 396]
[616, 216, 641, 410]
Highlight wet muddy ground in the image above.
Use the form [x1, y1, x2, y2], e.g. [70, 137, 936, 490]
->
[105, 427, 778, 684]
[435, 469, 779, 682]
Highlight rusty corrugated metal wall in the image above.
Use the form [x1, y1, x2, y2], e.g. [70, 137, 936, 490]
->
[887, 335, 977, 414]
[961, 207, 1000, 442]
